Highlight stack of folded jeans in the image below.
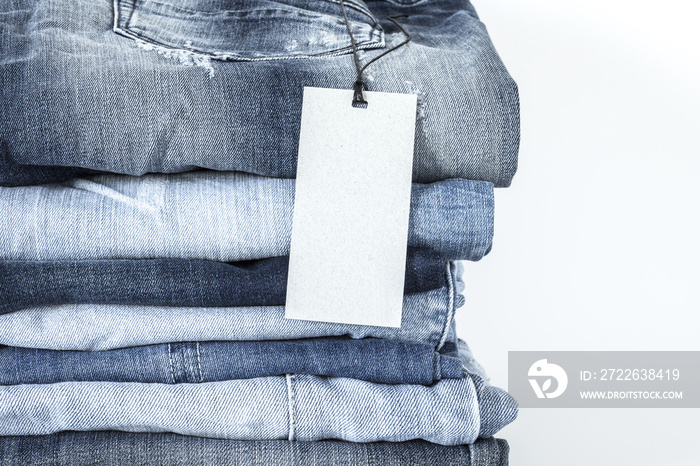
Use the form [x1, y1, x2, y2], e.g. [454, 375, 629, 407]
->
[0, 0, 519, 464]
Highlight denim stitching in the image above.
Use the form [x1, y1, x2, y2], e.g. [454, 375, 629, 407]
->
[195, 342, 203, 383]
[166, 343, 175, 384]
[437, 262, 455, 351]
[113, 0, 384, 63]
[382, 0, 430, 6]
[118, 29, 383, 63]
[182, 343, 194, 384]
[116, 0, 367, 19]
[112, 0, 123, 32]
[285, 374, 296, 441]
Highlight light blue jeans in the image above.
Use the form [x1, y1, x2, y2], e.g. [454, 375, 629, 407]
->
[0, 172, 493, 262]
[0, 264, 463, 351]
[0, 373, 516, 445]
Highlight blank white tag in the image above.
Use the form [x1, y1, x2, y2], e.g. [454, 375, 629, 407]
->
[285, 87, 417, 328]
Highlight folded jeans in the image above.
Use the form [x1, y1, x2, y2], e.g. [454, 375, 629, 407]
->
[0, 337, 464, 386]
[0, 263, 464, 351]
[0, 433, 510, 466]
[0, 172, 493, 262]
[0, 0, 519, 187]
[0, 248, 445, 314]
[0, 373, 517, 445]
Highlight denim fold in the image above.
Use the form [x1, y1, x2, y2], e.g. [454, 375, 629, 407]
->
[0, 337, 464, 386]
[0, 0, 519, 187]
[0, 433, 510, 466]
[0, 173, 493, 262]
[0, 248, 444, 314]
[0, 373, 517, 445]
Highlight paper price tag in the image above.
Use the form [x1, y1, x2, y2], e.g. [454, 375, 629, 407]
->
[285, 87, 417, 327]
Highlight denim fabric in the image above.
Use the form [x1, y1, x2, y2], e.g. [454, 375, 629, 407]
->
[0, 172, 493, 262]
[0, 261, 463, 350]
[0, 248, 443, 314]
[0, 337, 464, 385]
[458, 338, 491, 382]
[0, 433, 510, 466]
[0, 143, 99, 187]
[0, 0, 519, 187]
[0, 373, 517, 444]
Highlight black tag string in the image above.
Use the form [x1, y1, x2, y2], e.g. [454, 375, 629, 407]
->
[339, 1, 411, 107]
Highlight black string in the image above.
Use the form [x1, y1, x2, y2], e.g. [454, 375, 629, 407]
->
[338, 1, 411, 106]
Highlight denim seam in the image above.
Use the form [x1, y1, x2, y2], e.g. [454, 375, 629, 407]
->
[434, 353, 441, 380]
[112, 0, 121, 33]
[120, 0, 376, 23]
[482, 189, 495, 258]
[115, 0, 378, 24]
[182, 344, 192, 383]
[195, 342, 203, 383]
[166, 343, 175, 384]
[436, 262, 455, 352]
[112, 0, 385, 63]
[330, 0, 377, 19]
[286, 374, 296, 442]
[116, 28, 385, 62]
[382, 0, 430, 7]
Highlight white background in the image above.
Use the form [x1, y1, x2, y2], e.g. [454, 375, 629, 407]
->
[455, 1, 700, 464]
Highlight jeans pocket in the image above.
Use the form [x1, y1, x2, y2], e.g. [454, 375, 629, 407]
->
[113, 0, 385, 61]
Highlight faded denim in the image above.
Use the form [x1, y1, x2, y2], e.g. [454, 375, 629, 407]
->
[0, 373, 517, 445]
[0, 433, 510, 466]
[0, 248, 444, 314]
[0, 262, 463, 351]
[0, 172, 493, 262]
[0, 337, 464, 385]
[0, 0, 519, 187]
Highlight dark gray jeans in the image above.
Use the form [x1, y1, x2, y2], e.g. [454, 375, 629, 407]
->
[0, 433, 510, 466]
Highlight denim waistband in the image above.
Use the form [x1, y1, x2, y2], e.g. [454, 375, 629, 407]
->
[0, 337, 464, 386]
[0, 248, 445, 314]
[0, 0, 519, 187]
[0, 172, 494, 262]
[0, 372, 517, 445]
[0, 433, 510, 466]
